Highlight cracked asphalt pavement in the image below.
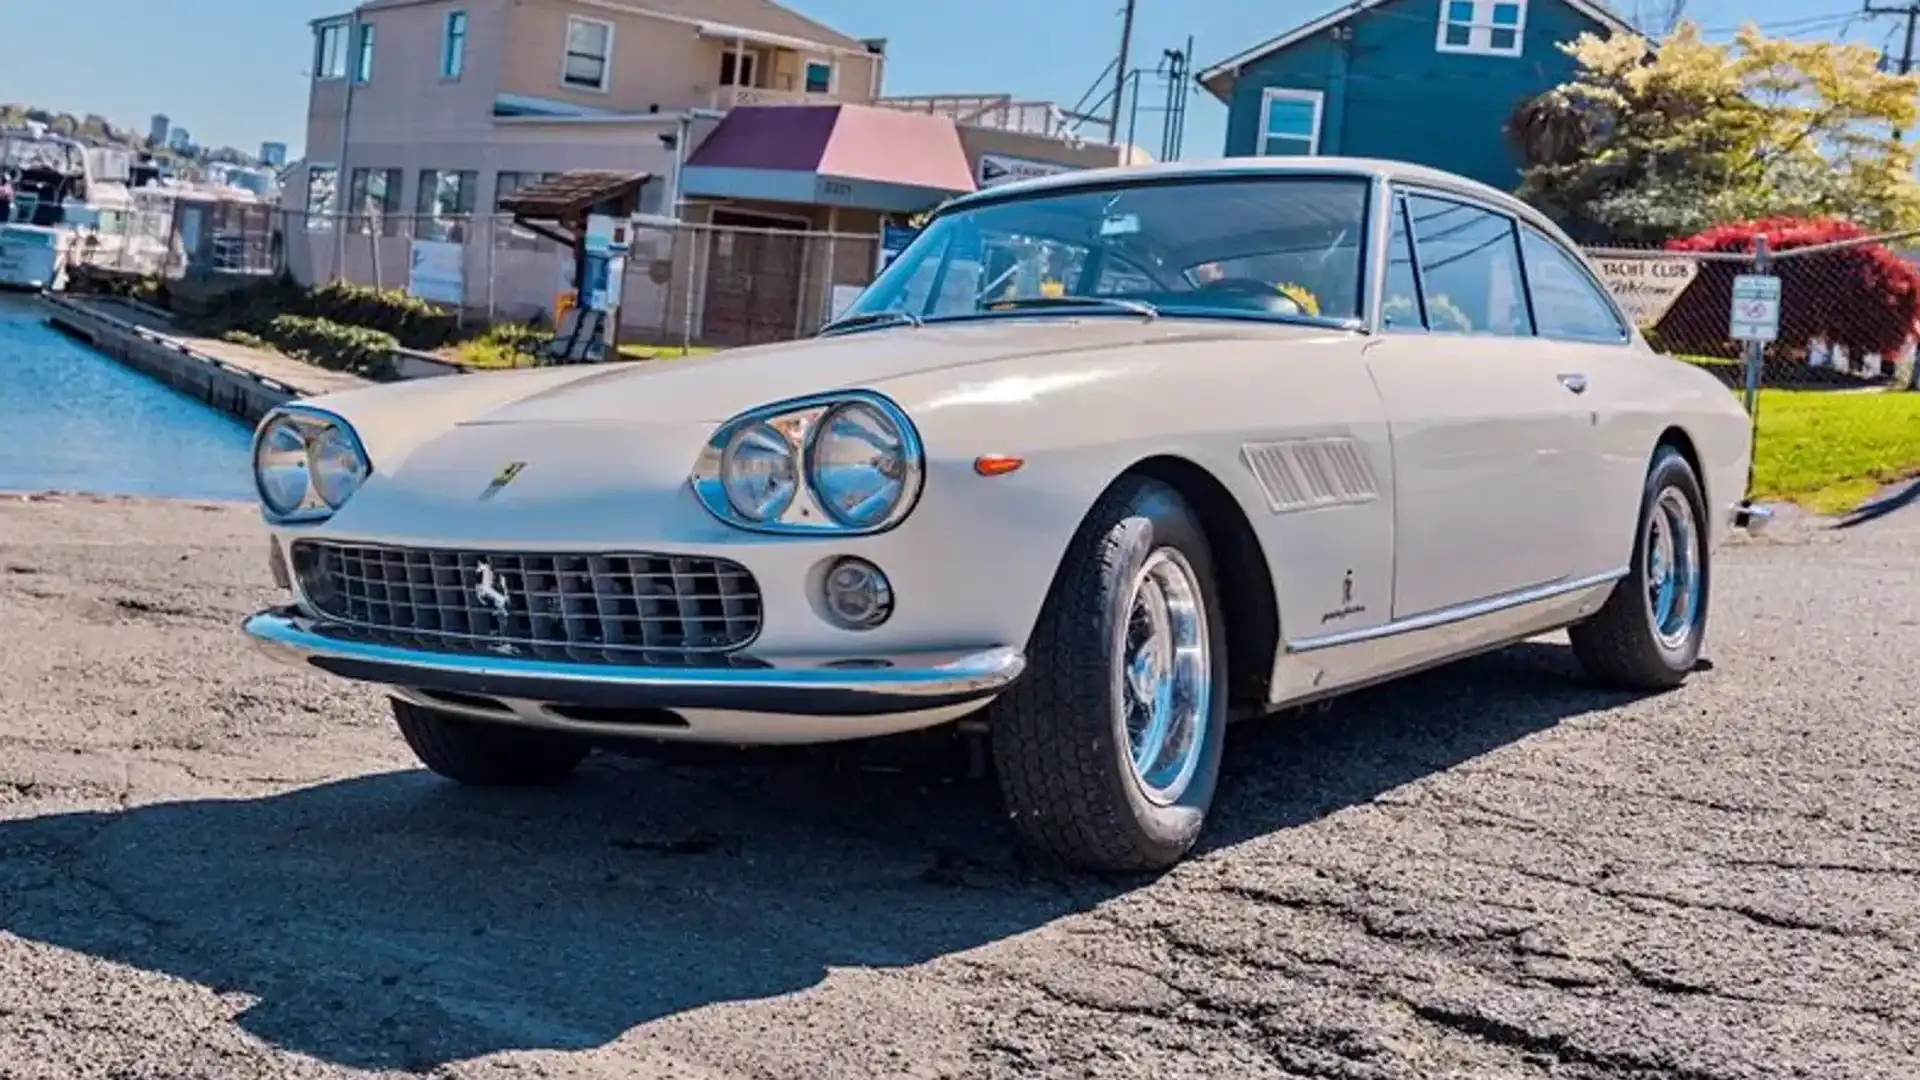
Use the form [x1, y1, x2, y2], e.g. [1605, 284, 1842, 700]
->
[1, 493, 1915, 1079]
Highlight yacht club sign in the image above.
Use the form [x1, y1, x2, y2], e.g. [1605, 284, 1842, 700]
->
[1590, 254, 1700, 327]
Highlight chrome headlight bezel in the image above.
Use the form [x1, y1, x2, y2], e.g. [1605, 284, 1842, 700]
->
[251, 405, 373, 525]
[689, 390, 924, 536]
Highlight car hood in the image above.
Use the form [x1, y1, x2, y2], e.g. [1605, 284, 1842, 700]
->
[461, 317, 1335, 426]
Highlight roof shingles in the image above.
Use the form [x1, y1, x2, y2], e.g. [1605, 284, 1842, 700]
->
[687, 105, 975, 193]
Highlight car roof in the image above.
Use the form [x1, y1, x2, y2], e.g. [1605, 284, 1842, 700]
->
[936, 156, 1578, 252]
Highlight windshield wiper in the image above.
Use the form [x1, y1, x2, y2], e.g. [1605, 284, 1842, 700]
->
[978, 295, 1159, 320]
[818, 309, 923, 336]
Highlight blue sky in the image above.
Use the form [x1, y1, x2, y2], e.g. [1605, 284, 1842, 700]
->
[0, 0, 1887, 160]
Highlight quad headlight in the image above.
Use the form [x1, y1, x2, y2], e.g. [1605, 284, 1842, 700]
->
[252, 406, 372, 523]
[691, 391, 923, 535]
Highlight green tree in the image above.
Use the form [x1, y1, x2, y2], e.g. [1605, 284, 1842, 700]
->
[1510, 21, 1920, 242]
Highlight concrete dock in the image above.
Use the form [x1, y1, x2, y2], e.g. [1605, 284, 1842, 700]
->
[40, 294, 369, 425]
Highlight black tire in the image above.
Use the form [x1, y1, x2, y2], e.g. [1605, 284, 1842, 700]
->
[390, 698, 590, 786]
[1569, 445, 1712, 690]
[989, 475, 1230, 874]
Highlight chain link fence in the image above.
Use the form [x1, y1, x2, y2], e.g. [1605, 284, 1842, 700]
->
[66, 196, 279, 280]
[273, 211, 881, 350]
[86, 199, 1919, 395]
[1582, 232, 1920, 393]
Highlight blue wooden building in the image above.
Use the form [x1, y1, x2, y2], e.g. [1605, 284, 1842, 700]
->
[1197, 0, 1633, 192]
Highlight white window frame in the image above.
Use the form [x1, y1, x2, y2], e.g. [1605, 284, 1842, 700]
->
[560, 15, 614, 92]
[719, 47, 758, 88]
[1435, 0, 1528, 58]
[1257, 88, 1324, 156]
[352, 22, 376, 84]
[442, 10, 467, 80]
[802, 57, 835, 96]
[313, 19, 349, 81]
[304, 163, 339, 231]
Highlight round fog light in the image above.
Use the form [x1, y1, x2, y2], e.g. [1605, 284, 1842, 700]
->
[821, 557, 893, 630]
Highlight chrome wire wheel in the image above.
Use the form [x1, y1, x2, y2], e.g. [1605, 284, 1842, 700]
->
[1119, 547, 1212, 806]
[1644, 485, 1702, 650]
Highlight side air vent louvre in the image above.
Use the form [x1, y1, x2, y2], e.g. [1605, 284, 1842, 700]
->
[1241, 438, 1381, 514]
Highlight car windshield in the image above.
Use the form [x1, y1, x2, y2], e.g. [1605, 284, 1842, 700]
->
[841, 175, 1371, 329]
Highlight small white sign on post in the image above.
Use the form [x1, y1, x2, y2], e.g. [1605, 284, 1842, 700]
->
[407, 239, 464, 306]
[1729, 274, 1781, 343]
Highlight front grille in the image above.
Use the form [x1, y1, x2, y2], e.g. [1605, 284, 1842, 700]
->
[290, 541, 762, 661]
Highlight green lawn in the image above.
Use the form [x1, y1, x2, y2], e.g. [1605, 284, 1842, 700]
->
[452, 337, 715, 370]
[1750, 388, 1920, 513]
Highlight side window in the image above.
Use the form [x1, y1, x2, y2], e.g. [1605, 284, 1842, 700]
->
[1382, 193, 1425, 332]
[1405, 194, 1532, 336]
[1519, 226, 1628, 343]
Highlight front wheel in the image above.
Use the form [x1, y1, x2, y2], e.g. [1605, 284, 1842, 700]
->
[1569, 446, 1711, 690]
[989, 476, 1229, 874]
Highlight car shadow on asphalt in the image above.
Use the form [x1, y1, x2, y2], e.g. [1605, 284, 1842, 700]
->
[0, 640, 1638, 1071]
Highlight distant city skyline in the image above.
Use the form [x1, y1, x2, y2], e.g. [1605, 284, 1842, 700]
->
[0, 0, 1892, 163]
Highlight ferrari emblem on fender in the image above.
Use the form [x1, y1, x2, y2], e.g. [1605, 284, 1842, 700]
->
[480, 461, 527, 500]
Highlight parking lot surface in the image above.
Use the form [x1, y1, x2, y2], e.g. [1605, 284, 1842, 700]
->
[1, 494, 1915, 1079]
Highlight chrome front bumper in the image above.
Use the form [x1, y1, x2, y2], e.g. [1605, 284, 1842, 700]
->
[242, 606, 1026, 717]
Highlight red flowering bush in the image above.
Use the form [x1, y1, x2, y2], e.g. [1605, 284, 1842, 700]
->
[1652, 217, 1920, 359]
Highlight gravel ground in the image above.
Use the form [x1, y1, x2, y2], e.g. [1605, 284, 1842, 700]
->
[1, 493, 1915, 1080]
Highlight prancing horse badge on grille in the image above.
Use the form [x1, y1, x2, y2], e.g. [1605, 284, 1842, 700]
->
[479, 461, 527, 501]
[473, 560, 513, 622]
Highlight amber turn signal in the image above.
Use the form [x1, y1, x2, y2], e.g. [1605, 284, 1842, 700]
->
[973, 455, 1025, 476]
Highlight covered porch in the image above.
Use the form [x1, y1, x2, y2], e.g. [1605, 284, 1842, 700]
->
[674, 104, 974, 345]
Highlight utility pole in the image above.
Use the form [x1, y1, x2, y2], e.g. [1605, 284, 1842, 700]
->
[1869, 0, 1920, 390]
[1866, 0, 1920, 75]
[1109, 0, 1137, 146]
[1865, 1, 1920, 148]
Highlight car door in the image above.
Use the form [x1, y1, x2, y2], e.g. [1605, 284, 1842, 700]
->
[1362, 187, 1601, 621]
[1512, 221, 1645, 582]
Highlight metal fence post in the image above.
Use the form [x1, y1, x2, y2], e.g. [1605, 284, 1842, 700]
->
[1740, 235, 1772, 502]
[1742, 235, 1769, 420]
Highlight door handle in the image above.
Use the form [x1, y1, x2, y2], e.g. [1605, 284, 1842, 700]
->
[1557, 372, 1588, 394]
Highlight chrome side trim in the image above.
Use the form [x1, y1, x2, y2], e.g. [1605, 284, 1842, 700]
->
[1286, 568, 1629, 653]
[242, 606, 1024, 717]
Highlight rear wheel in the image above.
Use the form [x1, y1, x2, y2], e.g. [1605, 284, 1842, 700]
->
[391, 699, 590, 786]
[990, 476, 1229, 874]
[1569, 446, 1711, 690]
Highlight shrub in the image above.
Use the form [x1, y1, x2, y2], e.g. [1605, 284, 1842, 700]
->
[453, 322, 550, 369]
[253, 314, 398, 380]
[1654, 217, 1920, 359]
[305, 281, 463, 350]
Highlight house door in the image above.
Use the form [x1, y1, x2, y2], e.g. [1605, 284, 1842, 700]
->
[702, 210, 806, 346]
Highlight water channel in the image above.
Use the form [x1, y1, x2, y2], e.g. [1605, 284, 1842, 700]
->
[0, 293, 256, 501]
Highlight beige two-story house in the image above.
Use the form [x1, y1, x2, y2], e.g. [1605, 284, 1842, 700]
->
[298, 0, 887, 230]
[290, 0, 1147, 343]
